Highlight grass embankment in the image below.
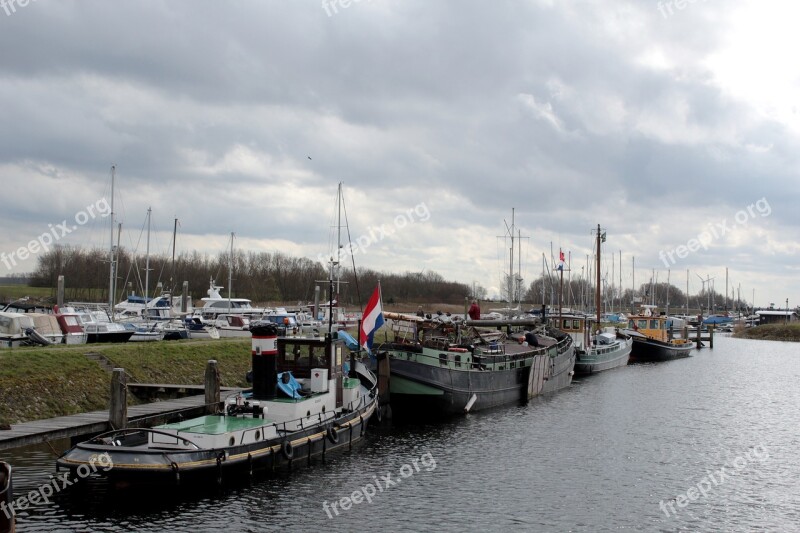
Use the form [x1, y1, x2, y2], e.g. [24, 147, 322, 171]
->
[0, 339, 252, 425]
[734, 323, 800, 342]
[0, 285, 54, 301]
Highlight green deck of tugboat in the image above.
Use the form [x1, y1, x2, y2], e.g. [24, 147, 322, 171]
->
[156, 416, 272, 435]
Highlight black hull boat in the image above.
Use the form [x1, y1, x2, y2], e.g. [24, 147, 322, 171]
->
[0, 462, 13, 533]
[58, 325, 378, 485]
[628, 334, 694, 362]
[380, 313, 575, 418]
[622, 305, 695, 363]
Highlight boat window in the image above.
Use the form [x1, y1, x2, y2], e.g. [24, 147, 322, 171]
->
[637, 320, 648, 329]
[562, 320, 570, 330]
[628, 320, 634, 328]
[573, 320, 581, 330]
[650, 320, 659, 329]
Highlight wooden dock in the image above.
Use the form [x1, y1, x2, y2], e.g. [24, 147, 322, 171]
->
[0, 394, 233, 452]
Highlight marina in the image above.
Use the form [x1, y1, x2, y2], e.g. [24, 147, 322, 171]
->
[1, 2, 799, 530]
[2, 335, 798, 531]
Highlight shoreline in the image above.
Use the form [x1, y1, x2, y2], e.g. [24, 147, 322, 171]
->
[734, 323, 800, 342]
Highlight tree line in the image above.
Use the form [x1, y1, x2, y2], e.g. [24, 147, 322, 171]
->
[28, 245, 472, 307]
[524, 277, 752, 313]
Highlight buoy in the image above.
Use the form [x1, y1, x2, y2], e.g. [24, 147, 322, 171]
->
[464, 394, 478, 413]
[281, 440, 294, 460]
[327, 426, 339, 444]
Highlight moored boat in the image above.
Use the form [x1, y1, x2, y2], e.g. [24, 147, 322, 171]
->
[54, 305, 88, 345]
[621, 305, 695, 362]
[379, 312, 575, 418]
[560, 224, 632, 376]
[57, 323, 378, 484]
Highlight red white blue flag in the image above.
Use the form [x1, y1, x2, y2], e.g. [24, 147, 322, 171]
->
[360, 283, 385, 352]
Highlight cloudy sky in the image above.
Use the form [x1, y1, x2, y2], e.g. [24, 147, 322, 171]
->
[1, 0, 797, 308]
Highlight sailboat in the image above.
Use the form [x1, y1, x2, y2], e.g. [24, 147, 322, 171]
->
[73, 166, 134, 344]
[318, 183, 361, 329]
[567, 225, 632, 375]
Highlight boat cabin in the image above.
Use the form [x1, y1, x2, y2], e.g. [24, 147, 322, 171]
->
[627, 306, 671, 343]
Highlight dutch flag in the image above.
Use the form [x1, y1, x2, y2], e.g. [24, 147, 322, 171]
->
[360, 283, 385, 353]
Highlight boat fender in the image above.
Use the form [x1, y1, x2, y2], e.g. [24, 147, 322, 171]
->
[327, 426, 339, 444]
[281, 440, 294, 460]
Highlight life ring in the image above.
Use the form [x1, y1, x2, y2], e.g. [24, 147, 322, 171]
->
[281, 440, 294, 460]
[327, 426, 339, 444]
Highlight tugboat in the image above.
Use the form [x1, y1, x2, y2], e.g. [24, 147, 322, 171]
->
[378, 312, 575, 418]
[621, 305, 695, 362]
[0, 461, 13, 533]
[57, 323, 378, 483]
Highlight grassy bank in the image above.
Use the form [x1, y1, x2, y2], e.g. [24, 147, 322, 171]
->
[0, 338, 252, 425]
[734, 323, 800, 342]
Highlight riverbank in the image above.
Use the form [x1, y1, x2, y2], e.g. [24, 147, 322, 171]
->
[734, 323, 800, 342]
[0, 339, 252, 425]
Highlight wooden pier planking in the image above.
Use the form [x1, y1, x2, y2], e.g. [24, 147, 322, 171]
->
[0, 388, 244, 452]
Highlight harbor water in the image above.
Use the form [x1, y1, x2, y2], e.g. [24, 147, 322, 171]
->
[4, 335, 799, 532]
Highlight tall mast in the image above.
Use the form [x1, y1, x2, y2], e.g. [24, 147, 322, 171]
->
[108, 165, 116, 314]
[631, 256, 635, 313]
[228, 232, 234, 313]
[517, 228, 522, 306]
[170, 217, 178, 294]
[686, 269, 689, 316]
[611, 248, 615, 314]
[508, 208, 514, 305]
[144, 207, 151, 320]
[328, 183, 344, 306]
[595, 224, 601, 329]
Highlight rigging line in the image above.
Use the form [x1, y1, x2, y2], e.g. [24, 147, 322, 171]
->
[124, 213, 150, 297]
[341, 188, 362, 312]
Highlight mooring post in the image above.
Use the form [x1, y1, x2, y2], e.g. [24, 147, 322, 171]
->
[205, 359, 221, 414]
[709, 325, 714, 349]
[57, 275, 65, 309]
[110, 368, 128, 429]
[696, 315, 702, 347]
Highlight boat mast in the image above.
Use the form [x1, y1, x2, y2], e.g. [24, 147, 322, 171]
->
[517, 228, 522, 307]
[228, 232, 234, 313]
[108, 165, 116, 316]
[631, 256, 635, 313]
[686, 269, 689, 316]
[595, 224, 601, 332]
[508, 208, 514, 306]
[144, 207, 152, 321]
[170, 217, 178, 294]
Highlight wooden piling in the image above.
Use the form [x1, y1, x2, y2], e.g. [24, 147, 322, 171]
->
[205, 360, 221, 415]
[57, 275, 65, 309]
[709, 325, 714, 349]
[110, 368, 128, 429]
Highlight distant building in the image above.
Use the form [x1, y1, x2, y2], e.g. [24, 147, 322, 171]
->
[756, 310, 799, 325]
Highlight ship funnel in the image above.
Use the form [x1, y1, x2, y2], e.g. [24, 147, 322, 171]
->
[251, 323, 279, 400]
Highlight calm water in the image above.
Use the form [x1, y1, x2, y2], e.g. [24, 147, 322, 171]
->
[4, 335, 799, 532]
